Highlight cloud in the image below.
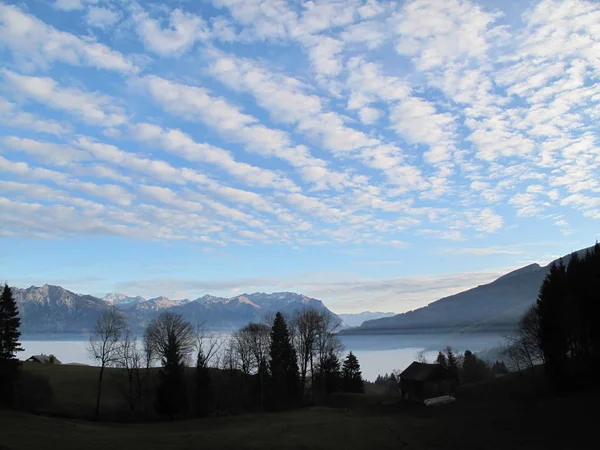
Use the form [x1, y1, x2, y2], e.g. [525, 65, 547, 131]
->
[0, 97, 69, 135]
[1, 136, 89, 165]
[53, 0, 98, 11]
[0, 3, 136, 73]
[133, 8, 210, 56]
[3, 71, 128, 127]
[85, 7, 121, 29]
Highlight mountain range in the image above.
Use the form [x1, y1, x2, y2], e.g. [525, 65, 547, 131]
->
[5, 245, 590, 337]
[7, 286, 341, 335]
[341, 246, 592, 334]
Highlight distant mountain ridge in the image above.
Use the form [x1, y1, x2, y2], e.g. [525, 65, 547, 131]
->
[343, 246, 594, 334]
[338, 312, 396, 328]
[6, 285, 340, 334]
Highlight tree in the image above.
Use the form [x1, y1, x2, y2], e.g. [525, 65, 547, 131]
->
[502, 306, 544, 374]
[292, 308, 342, 402]
[436, 351, 448, 372]
[462, 350, 491, 384]
[316, 349, 342, 395]
[87, 307, 125, 419]
[144, 312, 196, 366]
[195, 347, 212, 417]
[0, 284, 24, 406]
[155, 332, 188, 419]
[268, 312, 299, 410]
[116, 329, 143, 417]
[0, 284, 23, 360]
[342, 352, 364, 393]
[445, 346, 459, 378]
[416, 350, 429, 363]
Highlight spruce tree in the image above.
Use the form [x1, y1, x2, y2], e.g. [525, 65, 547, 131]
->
[0, 284, 23, 405]
[268, 312, 299, 409]
[436, 351, 448, 372]
[318, 350, 341, 395]
[445, 346, 459, 378]
[155, 333, 188, 419]
[0, 284, 23, 360]
[342, 352, 364, 393]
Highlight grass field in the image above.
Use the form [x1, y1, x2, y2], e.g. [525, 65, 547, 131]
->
[0, 364, 596, 450]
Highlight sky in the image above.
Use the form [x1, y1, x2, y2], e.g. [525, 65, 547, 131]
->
[0, 0, 599, 314]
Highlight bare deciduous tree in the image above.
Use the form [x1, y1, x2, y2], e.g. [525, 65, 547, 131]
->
[193, 322, 222, 369]
[87, 307, 126, 419]
[116, 329, 143, 417]
[416, 350, 429, 363]
[144, 312, 195, 365]
[502, 306, 545, 373]
[291, 308, 343, 401]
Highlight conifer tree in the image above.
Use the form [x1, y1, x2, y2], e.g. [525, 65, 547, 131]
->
[0, 284, 23, 405]
[0, 284, 23, 360]
[155, 333, 188, 419]
[445, 346, 459, 378]
[342, 352, 364, 393]
[436, 351, 448, 372]
[318, 350, 342, 395]
[268, 312, 299, 409]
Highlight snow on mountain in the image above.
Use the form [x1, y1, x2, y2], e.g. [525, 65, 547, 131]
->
[102, 293, 146, 305]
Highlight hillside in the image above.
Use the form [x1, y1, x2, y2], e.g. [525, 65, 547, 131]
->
[338, 312, 395, 328]
[344, 246, 592, 334]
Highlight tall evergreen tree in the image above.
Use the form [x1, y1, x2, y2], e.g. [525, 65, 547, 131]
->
[0, 284, 23, 405]
[268, 312, 299, 409]
[445, 346, 459, 378]
[317, 350, 342, 395]
[155, 333, 188, 419]
[436, 351, 448, 372]
[342, 352, 364, 393]
[0, 284, 23, 360]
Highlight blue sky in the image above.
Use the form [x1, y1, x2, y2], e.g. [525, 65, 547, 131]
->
[0, 0, 598, 313]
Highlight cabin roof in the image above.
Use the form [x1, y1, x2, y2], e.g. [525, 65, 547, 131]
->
[400, 362, 444, 382]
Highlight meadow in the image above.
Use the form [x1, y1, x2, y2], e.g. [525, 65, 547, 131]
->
[0, 362, 596, 450]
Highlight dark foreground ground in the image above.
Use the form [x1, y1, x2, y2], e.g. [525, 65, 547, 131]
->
[1, 368, 597, 450]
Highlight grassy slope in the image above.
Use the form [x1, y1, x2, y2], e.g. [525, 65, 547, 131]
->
[2, 364, 597, 450]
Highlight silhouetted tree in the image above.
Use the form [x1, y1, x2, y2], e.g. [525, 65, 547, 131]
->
[445, 346, 459, 378]
[268, 312, 299, 410]
[155, 332, 188, 419]
[195, 347, 212, 417]
[436, 351, 448, 372]
[316, 350, 342, 395]
[87, 307, 125, 419]
[0, 284, 23, 360]
[462, 350, 491, 384]
[0, 284, 23, 405]
[342, 352, 364, 393]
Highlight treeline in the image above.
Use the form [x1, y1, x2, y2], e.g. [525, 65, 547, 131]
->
[504, 243, 600, 387]
[375, 347, 508, 390]
[87, 307, 365, 420]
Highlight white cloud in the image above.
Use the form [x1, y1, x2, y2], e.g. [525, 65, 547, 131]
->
[392, 0, 505, 71]
[53, 0, 98, 11]
[1, 136, 89, 166]
[86, 7, 121, 29]
[133, 8, 210, 56]
[0, 3, 136, 73]
[357, 107, 381, 125]
[128, 123, 299, 192]
[3, 71, 128, 127]
[0, 97, 69, 135]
